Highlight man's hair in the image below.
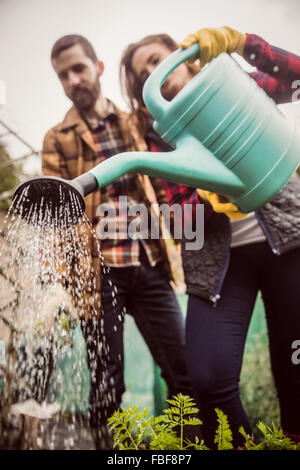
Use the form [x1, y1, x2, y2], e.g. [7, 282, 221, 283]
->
[51, 34, 98, 63]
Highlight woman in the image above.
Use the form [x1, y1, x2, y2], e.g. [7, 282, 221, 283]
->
[120, 27, 300, 448]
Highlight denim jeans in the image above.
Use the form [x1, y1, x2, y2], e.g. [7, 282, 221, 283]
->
[81, 245, 192, 427]
[185, 241, 300, 448]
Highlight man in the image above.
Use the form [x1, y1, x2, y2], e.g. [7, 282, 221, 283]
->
[42, 34, 193, 449]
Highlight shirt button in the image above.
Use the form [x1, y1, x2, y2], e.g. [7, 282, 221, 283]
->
[250, 53, 256, 60]
[273, 65, 279, 72]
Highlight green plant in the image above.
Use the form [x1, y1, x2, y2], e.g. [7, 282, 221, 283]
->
[108, 394, 300, 451]
[0, 142, 21, 211]
[108, 393, 207, 450]
[214, 408, 233, 450]
[240, 332, 280, 432]
[240, 422, 299, 451]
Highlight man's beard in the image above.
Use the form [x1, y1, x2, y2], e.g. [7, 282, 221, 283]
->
[70, 80, 100, 113]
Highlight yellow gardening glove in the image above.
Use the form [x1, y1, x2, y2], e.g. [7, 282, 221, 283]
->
[197, 189, 249, 220]
[180, 26, 246, 68]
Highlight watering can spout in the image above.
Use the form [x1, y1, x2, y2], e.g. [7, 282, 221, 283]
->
[86, 134, 245, 197]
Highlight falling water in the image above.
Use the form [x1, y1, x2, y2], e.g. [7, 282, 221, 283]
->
[0, 186, 121, 450]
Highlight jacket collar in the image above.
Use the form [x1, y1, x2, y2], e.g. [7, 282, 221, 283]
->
[56, 106, 99, 152]
[57, 100, 117, 131]
[55, 101, 147, 153]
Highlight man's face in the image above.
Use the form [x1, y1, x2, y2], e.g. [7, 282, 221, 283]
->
[52, 43, 103, 112]
[131, 42, 193, 101]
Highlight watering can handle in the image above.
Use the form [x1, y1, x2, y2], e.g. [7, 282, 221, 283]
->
[142, 43, 200, 121]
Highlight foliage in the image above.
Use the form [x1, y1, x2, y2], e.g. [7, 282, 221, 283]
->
[0, 142, 21, 211]
[108, 393, 300, 451]
[108, 393, 206, 451]
[240, 422, 300, 451]
[159, 394, 203, 449]
[240, 332, 280, 432]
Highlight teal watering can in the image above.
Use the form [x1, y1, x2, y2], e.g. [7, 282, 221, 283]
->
[13, 43, 300, 226]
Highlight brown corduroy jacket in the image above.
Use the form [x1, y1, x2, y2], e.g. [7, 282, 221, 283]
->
[42, 104, 184, 318]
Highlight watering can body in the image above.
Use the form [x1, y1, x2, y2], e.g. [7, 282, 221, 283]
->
[140, 43, 300, 212]
[87, 43, 300, 213]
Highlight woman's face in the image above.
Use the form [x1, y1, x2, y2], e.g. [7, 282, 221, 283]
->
[131, 42, 193, 100]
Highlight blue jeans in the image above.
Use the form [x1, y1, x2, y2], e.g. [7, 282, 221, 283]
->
[185, 242, 300, 448]
[81, 245, 193, 427]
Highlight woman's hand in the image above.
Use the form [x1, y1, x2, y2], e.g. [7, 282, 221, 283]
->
[180, 26, 246, 68]
[197, 189, 248, 220]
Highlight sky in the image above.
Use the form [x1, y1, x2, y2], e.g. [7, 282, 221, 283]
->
[1, 0, 300, 174]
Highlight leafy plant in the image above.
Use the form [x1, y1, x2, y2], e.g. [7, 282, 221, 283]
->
[0, 142, 21, 211]
[240, 331, 280, 431]
[239, 422, 300, 451]
[214, 408, 233, 450]
[108, 393, 206, 450]
[254, 422, 298, 450]
[160, 394, 203, 449]
[108, 394, 300, 451]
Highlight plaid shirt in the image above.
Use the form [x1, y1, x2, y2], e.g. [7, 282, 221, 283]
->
[85, 102, 162, 267]
[244, 33, 300, 104]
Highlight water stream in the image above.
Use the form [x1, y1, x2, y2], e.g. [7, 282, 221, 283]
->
[0, 188, 122, 449]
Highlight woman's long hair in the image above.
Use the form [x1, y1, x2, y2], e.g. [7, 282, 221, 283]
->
[120, 34, 198, 135]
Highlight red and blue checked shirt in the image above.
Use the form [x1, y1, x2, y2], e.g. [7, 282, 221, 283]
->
[86, 101, 162, 268]
[149, 33, 300, 213]
[245, 33, 300, 104]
